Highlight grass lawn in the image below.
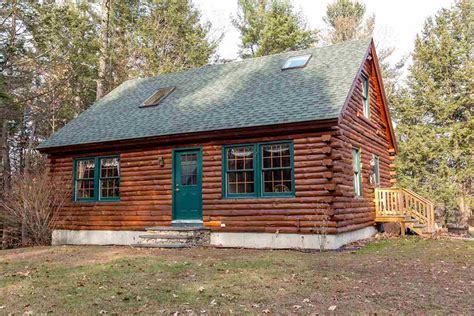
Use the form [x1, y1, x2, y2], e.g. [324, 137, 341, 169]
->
[1, 237, 473, 314]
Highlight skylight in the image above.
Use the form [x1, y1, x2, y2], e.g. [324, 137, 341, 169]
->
[140, 87, 175, 107]
[282, 54, 312, 70]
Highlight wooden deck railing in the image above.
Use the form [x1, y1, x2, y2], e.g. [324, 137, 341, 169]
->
[375, 188, 435, 231]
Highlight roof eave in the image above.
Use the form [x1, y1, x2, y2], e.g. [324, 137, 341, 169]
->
[369, 40, 398, 153]
[38, 118, 339, 155]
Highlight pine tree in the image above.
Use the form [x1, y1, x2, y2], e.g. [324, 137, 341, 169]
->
[323, 0, 374, 44]
[94, 0, 217, 88]
[129, 0, 217, 77]
[392, 0, 473, 225]
[96, 0, 112, 100]
[321, 0, 404, 102]
[233, 0, 316, 58]
[0, 0, 217, 173]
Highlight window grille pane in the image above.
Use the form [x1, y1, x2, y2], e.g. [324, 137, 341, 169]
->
[227, 171, 254, 194]
[262, 144, 290, 169]
[227, 147, 253, 170]
[77, 159, 95, 179]
[77, 179, 95, 199]
[180, 154, 197, 186]
[100, 158, 120, 178]
[263, 169, 292, 193]
[100, 179, 120, 198]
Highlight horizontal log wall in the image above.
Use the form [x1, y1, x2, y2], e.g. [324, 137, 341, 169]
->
[332, 51, 395, 233]
[48, 130, 340, 233]
[47, 47, 396, 235]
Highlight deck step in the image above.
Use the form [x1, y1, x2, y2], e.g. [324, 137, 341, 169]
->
[413, 224, 427, 228]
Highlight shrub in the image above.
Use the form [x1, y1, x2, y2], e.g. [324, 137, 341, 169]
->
[1, 170, 70, 247]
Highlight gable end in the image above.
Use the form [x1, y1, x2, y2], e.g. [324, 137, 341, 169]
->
[338, 39, 397, 152]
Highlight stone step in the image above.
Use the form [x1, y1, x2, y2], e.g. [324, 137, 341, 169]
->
[139, 226, 211, 248]
[139, 234, 194, 240]
[145, 226, 210, 231]
[131, 243, 188, 249]
[146, 230, 202, 238]
[139, 236, 194, 245]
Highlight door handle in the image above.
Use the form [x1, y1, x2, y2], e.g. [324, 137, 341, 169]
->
[175, 187, 180, 192]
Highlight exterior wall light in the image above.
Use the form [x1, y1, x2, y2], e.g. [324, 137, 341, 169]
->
[158, 156, 165, 167]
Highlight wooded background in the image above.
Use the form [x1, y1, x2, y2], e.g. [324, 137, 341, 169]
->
[0, 0, 472, 243]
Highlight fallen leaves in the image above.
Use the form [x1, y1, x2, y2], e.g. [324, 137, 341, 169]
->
[14, 271, 31, 278]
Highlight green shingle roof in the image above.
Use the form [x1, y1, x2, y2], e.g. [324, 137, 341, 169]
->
[38, 38, 370, 150]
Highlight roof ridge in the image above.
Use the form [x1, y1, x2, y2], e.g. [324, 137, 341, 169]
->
[38, 38, 372, 150]
[131, 37, 372, 85]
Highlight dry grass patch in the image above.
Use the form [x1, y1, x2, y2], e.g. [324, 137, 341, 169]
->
[0, 238, 472, 314]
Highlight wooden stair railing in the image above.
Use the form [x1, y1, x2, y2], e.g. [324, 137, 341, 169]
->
[375, 188, 435, 234]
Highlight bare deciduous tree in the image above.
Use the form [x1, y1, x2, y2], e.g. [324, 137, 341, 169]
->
[0, 168, 71, 247]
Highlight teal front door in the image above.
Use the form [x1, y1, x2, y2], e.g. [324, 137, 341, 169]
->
[172, 149, 203, 221]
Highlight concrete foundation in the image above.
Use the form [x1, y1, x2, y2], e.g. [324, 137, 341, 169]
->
[52, 230, 143, 245]
[210, 226, 377, 250]
[52, 226, 376, 249]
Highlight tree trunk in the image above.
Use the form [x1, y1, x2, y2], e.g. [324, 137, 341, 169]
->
[1, 117, 9, 250]
[458, 194, 471, 226]
[24, 119, 36, 173]
[1, 117, 11, 184]
[97, 0, 112, 100]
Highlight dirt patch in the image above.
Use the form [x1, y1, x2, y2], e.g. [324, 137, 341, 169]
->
[1, 246, 148, 267]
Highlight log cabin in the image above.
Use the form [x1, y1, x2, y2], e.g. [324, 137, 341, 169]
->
[38, 38, 435, 249]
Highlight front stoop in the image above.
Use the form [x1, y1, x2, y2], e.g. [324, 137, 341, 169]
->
[132, 226, 210, 248]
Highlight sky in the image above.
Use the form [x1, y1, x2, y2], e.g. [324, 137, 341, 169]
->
[193, 0, 455, 66]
